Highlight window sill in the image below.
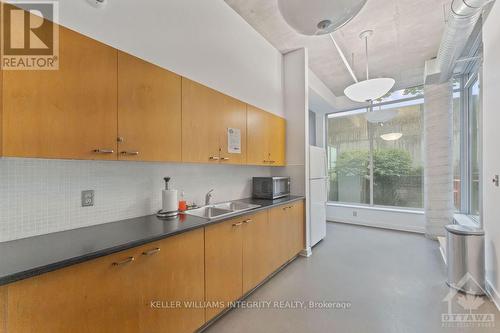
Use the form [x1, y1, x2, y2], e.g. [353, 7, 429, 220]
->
[327, 202, 424, 215]
[453, 214, 480, 227]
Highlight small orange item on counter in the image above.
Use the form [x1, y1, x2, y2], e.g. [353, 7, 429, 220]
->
[179, 200, 187, 212]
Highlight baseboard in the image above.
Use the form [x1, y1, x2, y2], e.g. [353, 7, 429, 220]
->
[300, 247, 312, 257]
[328, 218, 425, 234]
[486, 279, 500, 311]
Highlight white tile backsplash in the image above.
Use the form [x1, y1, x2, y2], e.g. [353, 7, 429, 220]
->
[0, 158, 272, 242]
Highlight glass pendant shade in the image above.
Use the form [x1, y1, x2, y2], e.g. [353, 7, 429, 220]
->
[277, 0, 368, 36]
[380, 132, 403, 141]
[345, 78, 396, 103]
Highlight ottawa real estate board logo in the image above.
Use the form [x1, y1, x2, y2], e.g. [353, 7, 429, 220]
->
[1, 1, 59, 70]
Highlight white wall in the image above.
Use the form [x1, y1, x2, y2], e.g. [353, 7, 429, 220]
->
[0, 158, 271, 242]
[482, 2, 500, 307]
[56, 0, 284, 116]
[327, 204, 425, 234]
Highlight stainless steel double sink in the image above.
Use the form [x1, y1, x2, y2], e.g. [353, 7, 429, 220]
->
[184, 201, 261, 220]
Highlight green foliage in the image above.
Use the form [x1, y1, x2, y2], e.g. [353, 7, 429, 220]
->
[403, 85, 424, 96]
[372, 149, 412, 178]
[334, 150, 369, 176]
[334, 149, 412, 178]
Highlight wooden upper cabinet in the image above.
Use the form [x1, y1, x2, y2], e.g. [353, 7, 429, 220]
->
[2, 25, 118, 160]
[182, 78, 223, 163]
[269, 114, 286, 166]
[247, 105, 269, 165]
[117, 52, 181, 162]
[247, 105, 286, 166]
[182, 78, 247, 164]
[218, 96, 247, 164]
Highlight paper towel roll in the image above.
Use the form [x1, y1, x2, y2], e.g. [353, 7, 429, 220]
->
[162, 189, 178, 212]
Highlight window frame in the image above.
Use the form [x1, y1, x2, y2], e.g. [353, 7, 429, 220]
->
[456, 68, 482, 223]
[324, 90, 425, 211]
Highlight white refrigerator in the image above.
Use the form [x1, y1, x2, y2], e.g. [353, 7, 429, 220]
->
[309, 145, 327, 246]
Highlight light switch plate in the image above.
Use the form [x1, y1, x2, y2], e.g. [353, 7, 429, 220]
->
[81, 190, 95, 207]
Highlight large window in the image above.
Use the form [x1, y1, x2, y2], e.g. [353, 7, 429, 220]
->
[327, 88, 424, 209]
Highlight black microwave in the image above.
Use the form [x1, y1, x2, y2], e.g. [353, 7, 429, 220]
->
[252, 177, 291, 200]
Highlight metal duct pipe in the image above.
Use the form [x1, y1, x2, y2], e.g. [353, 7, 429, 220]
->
[436, 0, 489, 82]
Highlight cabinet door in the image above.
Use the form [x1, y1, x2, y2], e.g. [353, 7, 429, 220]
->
[268, 204, 288, 271]
[4, 248, 140, 333]
[246, 105, 270, 165]
[117, 52, 181, 162]
[2, 26, 118, 160]
[242, 210, 271, 294]
[205, 217, 243, 320]
[137, 229, 205, 333]
[286, 201, 305, 260]
[182, 78, 222, 163]
[219, 97, 247, 164]
[269, 114, 286, 166]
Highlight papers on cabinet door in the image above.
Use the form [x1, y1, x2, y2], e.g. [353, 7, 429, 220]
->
[227, 128, 241, 154]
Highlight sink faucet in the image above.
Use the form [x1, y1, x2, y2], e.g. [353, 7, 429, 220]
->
[205, 189, 214, 205]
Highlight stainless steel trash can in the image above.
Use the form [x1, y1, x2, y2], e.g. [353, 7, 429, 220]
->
[445, 224, 485, 295]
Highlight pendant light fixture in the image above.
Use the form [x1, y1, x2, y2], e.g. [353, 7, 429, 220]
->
[344, 30, 395, 103]
[277, 0, 368, 36]
[380, 132, 403, 141]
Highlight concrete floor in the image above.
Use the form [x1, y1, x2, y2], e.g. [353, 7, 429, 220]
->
[205, 222, 500, 333]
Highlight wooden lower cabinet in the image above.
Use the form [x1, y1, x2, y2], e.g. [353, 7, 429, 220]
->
[0, 229, 204, 333]
[286, 200, 305, 260]
[136, 229, 205, 333]
[269, 201, 305, 270]
[204, 217, 244, 321]
[3, 247, 140, 333]
[242, 210, 272, 294]
[0, 201, 304, 332]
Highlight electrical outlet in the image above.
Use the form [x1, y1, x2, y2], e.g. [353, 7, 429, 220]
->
[81, 190, 95, 207]
[352, 211, 358, 217]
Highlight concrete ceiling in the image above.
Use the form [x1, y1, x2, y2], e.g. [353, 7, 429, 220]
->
[224, 0, 451, 97]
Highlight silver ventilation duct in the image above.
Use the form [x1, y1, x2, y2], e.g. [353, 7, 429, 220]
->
[425, 0, 490, 84]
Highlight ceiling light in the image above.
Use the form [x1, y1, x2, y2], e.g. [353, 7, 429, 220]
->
[344, 30, 395, 102]
[380, 132, 403, 141]
[277, 0, 368, 36]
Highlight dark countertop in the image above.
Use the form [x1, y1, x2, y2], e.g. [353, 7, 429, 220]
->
[0, 196, 304, 286]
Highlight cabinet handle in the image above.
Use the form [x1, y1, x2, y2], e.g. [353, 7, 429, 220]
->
[209, 156, 220, 161]
[93, 149, 114, 154]
[112, 256, 135, 266]
[142, 247, 161, 256]
[263, 160, 270, 163]
[220, 157, 230, 161]
[232, 222, 243, 227]
[121, 151, 140, 156]
[243, 219, 253, 224]
[269, 161, 276, 164]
